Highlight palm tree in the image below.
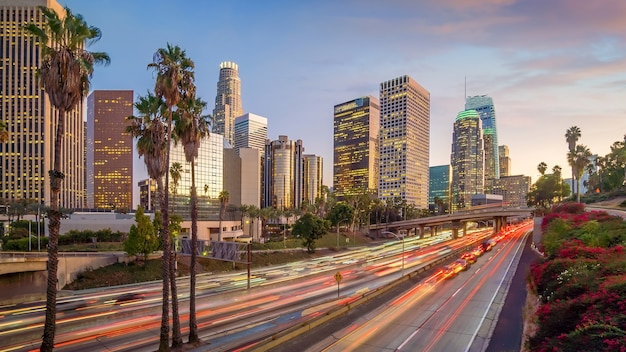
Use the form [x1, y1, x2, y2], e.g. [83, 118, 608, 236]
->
[218, 190, 230, 241]
[537, 162, 547, 176]
[170, 162, 183, 205]
[24, 7, 110, 351]
[552, 165, 563, 202]
[567, 145, 592, 202]
[565, 126, 581, 194]
[0, 120, 8, 143]
[125, 92, 170, 350]
[171, 94, 210, 344]
[149, 43, 194, 350]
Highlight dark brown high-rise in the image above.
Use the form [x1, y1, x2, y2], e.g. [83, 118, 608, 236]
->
[86, 90, 134, 210]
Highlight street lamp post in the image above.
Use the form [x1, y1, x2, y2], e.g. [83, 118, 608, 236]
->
[382, 231, 404, 277]
[337, 218, 350, 248]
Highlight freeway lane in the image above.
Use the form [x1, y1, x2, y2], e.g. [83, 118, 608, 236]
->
[0, 229, 494, 352]
[304, 222, 531, 352]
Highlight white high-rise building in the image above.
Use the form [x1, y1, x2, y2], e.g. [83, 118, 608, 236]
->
[234, 113, 267, 155]
[378, 75, 430, 209]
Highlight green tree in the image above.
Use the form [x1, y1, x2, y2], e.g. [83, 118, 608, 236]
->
[23, 7, 110, 350]
[0, 120, 8, 143]
[124, 207, 158, 261]
[327, 202, 355, 231]
[171, 94, 210, 344]
[125, 92, 172, 350]
[292, 213, 330, 253]
[149, 43, 194, 350]
[567, 144, 592, 202]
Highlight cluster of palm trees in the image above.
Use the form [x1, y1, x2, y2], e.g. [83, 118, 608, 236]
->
[125, 42, 212, 349]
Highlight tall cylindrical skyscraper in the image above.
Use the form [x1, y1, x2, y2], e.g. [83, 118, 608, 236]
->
[451, 110, 485, 211]
[213, 61, 243, 146]
[465, 95, 498, 180]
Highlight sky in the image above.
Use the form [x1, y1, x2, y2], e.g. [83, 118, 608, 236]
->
[61, 0, 626, 206]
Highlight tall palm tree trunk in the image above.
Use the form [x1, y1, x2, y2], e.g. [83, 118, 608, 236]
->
[165, 111, 182, 349]
[41, 109, 66, 352]
[157, 177, 171, 352]
[188, 162, 199, 343]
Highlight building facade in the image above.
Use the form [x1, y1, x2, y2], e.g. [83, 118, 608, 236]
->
[263, 136, 304, 210]
[1, 0, 85, 208]
[429, 165, 451, 214]
[303, 154, 323, 205]
[333, 96, 379, 199]
[138, 178, 157, 211]
[234, 113, 267, 155]
[499, 145, 511, 177]
[466, 95, 499, 181]
[378, 75, 430, 209]
[234, 112, 267, 206]
[489, 175, 531, 207]
[451, 110, 485, 211]
[86, 90, 133, 210]
[213, 61, 243, 146]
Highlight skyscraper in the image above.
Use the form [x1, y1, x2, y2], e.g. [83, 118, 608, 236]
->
[234, 113, 267, 207]
[213, 61, 243, 146]
[263, 136, 304, 209]
[379, 75, 430, 209]
[451, 110, 485, 211]
[466, 95, 499, 180]
[499, 145, 511, 177]
[429, 165, 451, 214]
[303, 154, 323, 205]
[234, 113, 267, 155]
[333, 96, 379, 199]
[86, 90, 134, 210]
[0, 0, 85, 208]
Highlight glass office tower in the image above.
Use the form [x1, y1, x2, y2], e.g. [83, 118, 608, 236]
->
[333, 96, 379, 199]
[429, 165, 451, 214]
[451, 110, 484, 211]
[465, 95, 498, 180]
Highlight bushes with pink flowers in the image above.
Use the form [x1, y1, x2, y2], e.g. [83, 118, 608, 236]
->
[527, 202, 626, 351]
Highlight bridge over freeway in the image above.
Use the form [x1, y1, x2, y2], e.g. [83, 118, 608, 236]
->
[369, 207, 534, 239]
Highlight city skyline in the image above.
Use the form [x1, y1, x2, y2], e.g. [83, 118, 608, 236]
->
[57, 0, 626, 207]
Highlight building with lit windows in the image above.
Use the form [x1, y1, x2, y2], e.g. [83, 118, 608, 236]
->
[333, 96, 379, 200]
[86, 90, 133, 210]
[429, 165, 451, 214]
[213, 61, 243, 146]
[488, 175, 531, 207]
[303, 154, 323, 205]
[0, 0, 85, 208]
[451, 110, 485, 211]
[466, 95, 499, 181]
[378, 75, 430, 209]
[263, 136, 304, 209]
[499, 145, 511, 177]
[138, 179, 157, 211]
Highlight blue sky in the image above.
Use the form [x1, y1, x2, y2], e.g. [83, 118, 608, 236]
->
[61, 0, 626, 205]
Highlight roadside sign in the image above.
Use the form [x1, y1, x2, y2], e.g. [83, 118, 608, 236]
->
[334, 271, 342, 283]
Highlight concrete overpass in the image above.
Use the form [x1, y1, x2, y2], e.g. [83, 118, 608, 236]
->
[0, 251, 132, 289]
[369, 207, 534, 239]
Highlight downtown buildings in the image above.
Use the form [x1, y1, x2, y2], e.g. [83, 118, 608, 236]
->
[0, 0, 85, 209]
[451, 110, 485, 210]
[213, 61, 243, 147]
[86, 90, 134, 210]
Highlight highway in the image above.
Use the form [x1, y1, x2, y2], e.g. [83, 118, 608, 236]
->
[301, 222, 531, 352]
[0, 225, 525, 352]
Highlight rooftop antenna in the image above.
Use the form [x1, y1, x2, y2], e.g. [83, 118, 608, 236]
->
[464, 76, 467, 102]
